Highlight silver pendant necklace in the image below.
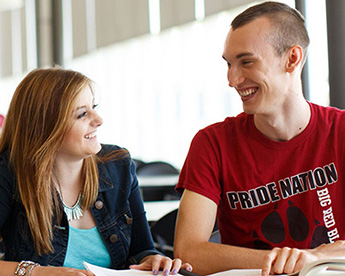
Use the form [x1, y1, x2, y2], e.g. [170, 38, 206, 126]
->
[61, 193, 84, 221]
[54, 178, 84, 221]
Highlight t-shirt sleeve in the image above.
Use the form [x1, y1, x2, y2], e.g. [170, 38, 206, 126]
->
[176, 129, 222, 205]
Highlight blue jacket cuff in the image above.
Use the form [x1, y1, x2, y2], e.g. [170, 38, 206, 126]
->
[128, 249, 162, 265]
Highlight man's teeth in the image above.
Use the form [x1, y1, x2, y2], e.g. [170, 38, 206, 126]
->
[239, 88, 257, 97]
[85, 133, 96, 139]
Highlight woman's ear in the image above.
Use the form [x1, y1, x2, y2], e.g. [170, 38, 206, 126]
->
[285, 45, 303, 73]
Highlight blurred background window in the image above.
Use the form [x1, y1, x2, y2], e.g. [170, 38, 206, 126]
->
[0, 0, 331, 169]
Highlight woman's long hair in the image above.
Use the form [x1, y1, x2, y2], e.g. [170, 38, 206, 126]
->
[0, 68, 126, 255]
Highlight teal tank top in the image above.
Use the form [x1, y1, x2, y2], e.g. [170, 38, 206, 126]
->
[64, 226, 112, 269]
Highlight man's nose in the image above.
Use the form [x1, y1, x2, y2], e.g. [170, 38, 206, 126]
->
[228, 66, 245, 88]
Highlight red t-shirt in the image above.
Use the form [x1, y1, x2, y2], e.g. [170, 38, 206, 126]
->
[177, 102, 345, 249]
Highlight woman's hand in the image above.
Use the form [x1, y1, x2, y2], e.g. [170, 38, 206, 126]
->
[31, 266, 95, 276]
[129, 254, 192, 275]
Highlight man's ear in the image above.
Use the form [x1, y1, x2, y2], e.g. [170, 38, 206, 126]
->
[285, 45, 303, 73]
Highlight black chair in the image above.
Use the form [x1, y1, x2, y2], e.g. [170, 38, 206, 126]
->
[150, 208, 178, 258]
[133, 158, 146, 172]
[150, 208, 220, 258]
[136, 161, 179, 176]
[137, 161, 181, 201]
[209, 230, 221, 243]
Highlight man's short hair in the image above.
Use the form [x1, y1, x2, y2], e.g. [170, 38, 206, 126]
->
[231, 1, 310, 64]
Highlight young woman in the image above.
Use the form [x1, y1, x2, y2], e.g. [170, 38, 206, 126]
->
[0, 68, 191, 276]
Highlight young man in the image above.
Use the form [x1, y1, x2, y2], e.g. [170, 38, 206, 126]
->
[174, 2, 345, 276]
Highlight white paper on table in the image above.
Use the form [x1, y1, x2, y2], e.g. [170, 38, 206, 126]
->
[209, 269, 261, 276]
[83, 262, 184, 276]
[84, 261, 262, 276]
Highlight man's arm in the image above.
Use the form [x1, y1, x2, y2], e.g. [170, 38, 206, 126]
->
[174, 189, 268, 275]
[174, 190, 345, 275]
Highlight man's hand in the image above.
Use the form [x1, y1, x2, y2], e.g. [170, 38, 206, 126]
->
[261, 241, 345, 276]
[261, 247, 318, 275]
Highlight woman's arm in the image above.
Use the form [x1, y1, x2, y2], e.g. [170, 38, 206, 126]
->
[0, 261, 94, 276]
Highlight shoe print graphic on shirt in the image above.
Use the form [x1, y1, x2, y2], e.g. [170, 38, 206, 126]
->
[253, 201, 328, 249]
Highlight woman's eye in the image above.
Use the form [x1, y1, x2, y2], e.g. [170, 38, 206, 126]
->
[77, 111, 87, 119]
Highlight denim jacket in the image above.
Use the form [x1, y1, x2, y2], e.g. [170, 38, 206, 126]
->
[0, 144, 159, 268]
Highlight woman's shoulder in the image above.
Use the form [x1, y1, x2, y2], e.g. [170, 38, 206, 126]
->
[98, 144, 123, 154]
[97, 144, 131, 165]
[97, 145, 135, 188]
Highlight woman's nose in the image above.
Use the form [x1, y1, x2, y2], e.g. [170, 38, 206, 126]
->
[92, 110, 103, 127]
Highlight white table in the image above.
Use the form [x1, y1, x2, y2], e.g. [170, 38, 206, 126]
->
[138, 175, 180, 221]
[138, 175, 179, 187]
[144, 200, 180, 222]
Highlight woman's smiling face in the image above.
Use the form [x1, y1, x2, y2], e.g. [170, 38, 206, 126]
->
[57, 86, 103, 161]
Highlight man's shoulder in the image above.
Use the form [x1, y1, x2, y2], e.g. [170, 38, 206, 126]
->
[310, 102, 345, 122]
[199, 112, 249, 134]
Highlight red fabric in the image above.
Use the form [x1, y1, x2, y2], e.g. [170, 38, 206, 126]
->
[177, 102, 345, 249]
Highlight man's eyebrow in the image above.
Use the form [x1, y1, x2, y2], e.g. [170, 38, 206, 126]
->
[236, 52, 254, 59]
[222, 52, 254, 62]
